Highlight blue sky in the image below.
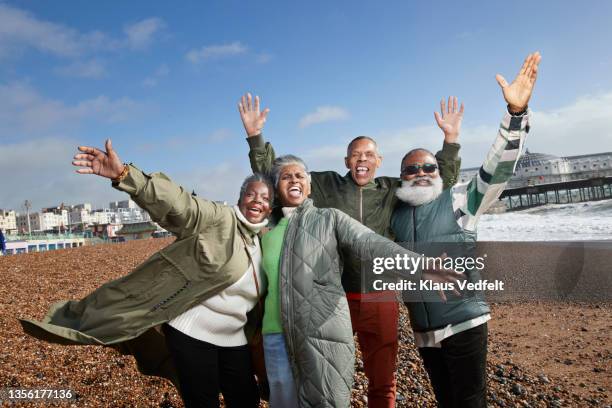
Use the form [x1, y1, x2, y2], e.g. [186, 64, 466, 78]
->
[1, 0, 612, 210]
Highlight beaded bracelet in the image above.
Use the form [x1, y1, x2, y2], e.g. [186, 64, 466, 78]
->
[112, 164, 130, 182]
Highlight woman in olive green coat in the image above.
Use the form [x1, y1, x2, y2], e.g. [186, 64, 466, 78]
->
[20, 139, 273, 408]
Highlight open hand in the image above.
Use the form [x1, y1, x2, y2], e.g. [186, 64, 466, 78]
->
[72, 139, 124, 179]
[434, 96, 464, 143]
[238, 93, 270, 137]
[422, 253, 464, 302]
[496, 52, 542, 113]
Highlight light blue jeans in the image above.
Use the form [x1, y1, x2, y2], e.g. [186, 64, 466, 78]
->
[263, 333, 298, 407]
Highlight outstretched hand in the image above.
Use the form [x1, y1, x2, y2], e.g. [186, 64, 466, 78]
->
[422, 253, 463, 302]
[496, 51, 542, 113]
[238, 93, 270, 137]
[72, 139, 125, 179]
[434, 96, 464, 143]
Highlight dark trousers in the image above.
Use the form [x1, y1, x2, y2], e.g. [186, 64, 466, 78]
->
[163, 324, 260, 408]
[418, 323, 488, 408]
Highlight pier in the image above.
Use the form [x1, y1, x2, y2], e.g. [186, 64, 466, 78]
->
[500, 176, 612, 210]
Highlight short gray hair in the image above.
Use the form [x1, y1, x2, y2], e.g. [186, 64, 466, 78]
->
[271, 154, 311, 187]
[237, 173, 274, 204]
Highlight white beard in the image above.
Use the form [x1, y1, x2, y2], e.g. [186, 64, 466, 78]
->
[395, 176, 443, 206]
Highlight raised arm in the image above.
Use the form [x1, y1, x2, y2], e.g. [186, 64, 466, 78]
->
[433, 96, 463, 189]
[72, 140, 224, 238]
[454, 52, 541, 231]
[238, 93, 275, 174]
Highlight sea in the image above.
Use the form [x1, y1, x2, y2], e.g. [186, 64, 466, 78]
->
[478, 199, 612, 241]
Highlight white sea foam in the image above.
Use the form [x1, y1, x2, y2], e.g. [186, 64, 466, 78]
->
[477, 199, 612, 241]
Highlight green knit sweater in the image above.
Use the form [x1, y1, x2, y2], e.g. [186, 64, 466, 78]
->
[261, 217, 289, 334]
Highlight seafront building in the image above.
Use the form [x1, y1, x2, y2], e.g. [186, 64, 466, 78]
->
[460, 150, 612, 209]
[3, 199, 161, 255]
[459, 150, 612, 186]
[0, 210, 17, 233]
[4, 234, 86, 255]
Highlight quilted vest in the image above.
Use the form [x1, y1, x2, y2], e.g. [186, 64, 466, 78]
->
[391, 188, 490, 332]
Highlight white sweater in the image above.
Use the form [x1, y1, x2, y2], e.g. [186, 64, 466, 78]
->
[168, 206, 265, 347]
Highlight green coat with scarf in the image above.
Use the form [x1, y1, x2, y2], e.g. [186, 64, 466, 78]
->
[19, 164, 262, 386]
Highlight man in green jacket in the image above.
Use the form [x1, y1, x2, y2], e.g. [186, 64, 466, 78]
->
[238, 95, 461, 407]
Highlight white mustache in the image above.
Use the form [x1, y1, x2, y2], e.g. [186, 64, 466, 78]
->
[409, 176, 433, 186]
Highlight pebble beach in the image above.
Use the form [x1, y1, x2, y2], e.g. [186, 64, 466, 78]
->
[0, 238, 609, 407]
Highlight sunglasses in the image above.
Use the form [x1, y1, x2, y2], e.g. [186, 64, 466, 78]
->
[401, 163, 438, 176]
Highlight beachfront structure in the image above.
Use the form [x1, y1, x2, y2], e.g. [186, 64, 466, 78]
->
[459, 150, 612, 210]
[0, 210, 17, 233]
[116, 221, 159, 241]
[459, 150, 612, 187]
[109, 199, 139, 210]
[16, 208, 69, 233]
[4, 233, 86, 255]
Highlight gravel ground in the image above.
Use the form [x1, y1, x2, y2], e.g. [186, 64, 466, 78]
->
[0, 239, 609, 407]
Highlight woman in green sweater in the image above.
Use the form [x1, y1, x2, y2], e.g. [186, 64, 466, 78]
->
[259, 154, 461, 407]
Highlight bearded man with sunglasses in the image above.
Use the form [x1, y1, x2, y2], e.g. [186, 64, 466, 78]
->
[392, 52, 541, 408]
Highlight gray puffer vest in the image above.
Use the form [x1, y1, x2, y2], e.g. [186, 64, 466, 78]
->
[279, 199, 423, 407]
[391, 188, 490, 332]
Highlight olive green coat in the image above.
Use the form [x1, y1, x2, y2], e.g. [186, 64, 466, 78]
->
[19, 165, 261, 386]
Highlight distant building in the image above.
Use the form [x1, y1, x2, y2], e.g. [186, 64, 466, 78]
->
[459, 150, 612, 188]
[116, 221, 158, 241]
[109, 199, 139, 210]
[90, 223, 122, 239]
[0, 210, 17, 233]
[4, 235, 86, 255]
[16, 212, 41, 233]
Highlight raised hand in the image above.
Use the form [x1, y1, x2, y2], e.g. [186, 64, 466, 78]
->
[434, 96, 464, 143]
[496, 51, 542, 113]
[422, 253, 464, 302]
[238, 93, 270, 137]
[72, 139, 125, 179]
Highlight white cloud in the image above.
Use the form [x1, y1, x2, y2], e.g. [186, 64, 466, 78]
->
[298, 106, 350, 129]
[0, 4, 164, 60]
[124, 18, 165, 50]
[0, 138, 126, 211]
[528, 92, 612, 157]
[207, 129, 233, 143]
[55, 59, 107, 79]
[142, 63, 170, 87]
[176, 161, 253, 203]
[255, 52, 272, 64]
[185, 41, 248, 64]
[0, 4, 89, 56]
[300, 92, 612, 175]
[0, 82, 146, 137]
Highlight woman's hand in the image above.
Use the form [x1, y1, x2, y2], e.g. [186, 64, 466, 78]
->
[72, 139, 125, 179]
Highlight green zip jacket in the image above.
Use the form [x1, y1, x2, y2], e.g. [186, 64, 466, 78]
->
[247, 135, 461, 293]
[19, 164, 262, 387]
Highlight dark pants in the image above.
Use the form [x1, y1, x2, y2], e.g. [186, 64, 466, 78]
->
[163, 324, 260, 408]
[418, 323, 488, 408]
